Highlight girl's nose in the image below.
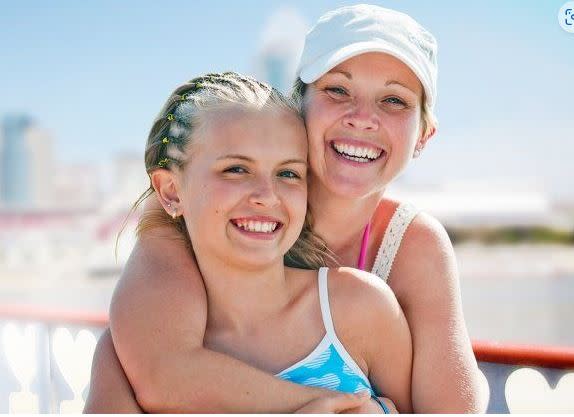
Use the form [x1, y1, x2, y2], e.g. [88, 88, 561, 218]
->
[248, 178, 280, 208]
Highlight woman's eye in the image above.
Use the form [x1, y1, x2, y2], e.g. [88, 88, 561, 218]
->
[383, 96, 407, 106]
[224, 166, 248, 174]
[325, 86, 348, 97]
[278, 170, 300, 179]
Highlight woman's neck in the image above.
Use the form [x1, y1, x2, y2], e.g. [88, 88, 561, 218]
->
[198, 256, 292, 334]
[309, 177, 384, 267]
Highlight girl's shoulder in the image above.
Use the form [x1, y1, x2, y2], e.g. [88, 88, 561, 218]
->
[325, 267, 409, 375]
[327, 267, 401, 330]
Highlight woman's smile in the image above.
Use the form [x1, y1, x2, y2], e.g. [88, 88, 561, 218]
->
[329, 138, 386, 165]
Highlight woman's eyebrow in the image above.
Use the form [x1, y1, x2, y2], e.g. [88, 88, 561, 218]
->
[325, 70, 352, 79]
[385, 80, 418, 95]
[325, 72, 418, 95]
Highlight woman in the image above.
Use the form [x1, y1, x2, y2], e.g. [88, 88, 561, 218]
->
[87, 4, 486, 413]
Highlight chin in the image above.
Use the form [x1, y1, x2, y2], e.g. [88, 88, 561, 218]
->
[233, 252, 285, 271]
[323, 174, 385, 200]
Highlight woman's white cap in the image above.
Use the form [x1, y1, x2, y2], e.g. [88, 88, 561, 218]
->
[297, 4, 438, 110]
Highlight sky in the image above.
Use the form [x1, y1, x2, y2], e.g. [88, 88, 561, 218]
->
[1, 0, 573, 201]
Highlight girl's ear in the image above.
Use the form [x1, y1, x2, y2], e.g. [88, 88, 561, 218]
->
[150, 169, 181, 218]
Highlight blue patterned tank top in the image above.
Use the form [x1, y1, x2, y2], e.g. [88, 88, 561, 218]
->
[275, 267, 375, 395]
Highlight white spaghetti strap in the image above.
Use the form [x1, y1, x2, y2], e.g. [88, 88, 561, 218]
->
[371, 203, 419, 282]
[318, 267, 336, 335]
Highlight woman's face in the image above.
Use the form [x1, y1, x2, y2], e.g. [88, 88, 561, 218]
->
[177, 107, 308, 270]
[303, 52, 424, 199]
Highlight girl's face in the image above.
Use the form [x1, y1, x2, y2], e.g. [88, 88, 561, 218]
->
[303, 52, 424, 199]
[177, 107, 308, 270]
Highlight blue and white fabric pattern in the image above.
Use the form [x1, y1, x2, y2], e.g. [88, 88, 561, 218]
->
[275, 267, 375, 395]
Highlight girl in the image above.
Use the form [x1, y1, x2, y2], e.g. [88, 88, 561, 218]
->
[89, 4, 485, 413]
[86, 72, 411, 413]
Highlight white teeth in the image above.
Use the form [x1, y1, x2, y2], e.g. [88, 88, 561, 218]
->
[333, 142, 382, 161]
[235, 220, 278, 233]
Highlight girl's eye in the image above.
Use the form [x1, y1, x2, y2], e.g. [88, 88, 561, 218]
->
[278, 170, 300, 179]
[325, 86, 348, 97]
[223, 166, 248, 174]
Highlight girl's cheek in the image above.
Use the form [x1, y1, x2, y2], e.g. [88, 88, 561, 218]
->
[294, 187, 309, 216]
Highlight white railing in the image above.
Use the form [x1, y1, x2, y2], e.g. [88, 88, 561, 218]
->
[1, 305, 573, 413]
[0, 306, 105, 413]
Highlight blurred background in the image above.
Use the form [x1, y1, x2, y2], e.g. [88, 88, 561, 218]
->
[1, 0, 573, 345]
[0, 1, 573, 411]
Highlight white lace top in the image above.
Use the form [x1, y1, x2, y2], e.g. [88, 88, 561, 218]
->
[371, 203, 419, 282]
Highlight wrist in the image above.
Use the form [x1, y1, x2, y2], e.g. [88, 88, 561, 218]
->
[371, 395, 390, 414]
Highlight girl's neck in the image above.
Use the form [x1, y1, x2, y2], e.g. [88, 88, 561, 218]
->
[309, 178, 384, 267]
[199, 257, 292, 334]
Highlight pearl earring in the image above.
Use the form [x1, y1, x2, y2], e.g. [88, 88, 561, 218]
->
[166, 202, 178, 219]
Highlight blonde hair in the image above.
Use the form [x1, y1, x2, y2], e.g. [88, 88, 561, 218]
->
[124, 72, 334, 269]
[291, 77, 438, 139]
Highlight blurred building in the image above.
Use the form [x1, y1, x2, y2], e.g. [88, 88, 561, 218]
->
[0, 115, 54, 208]
[1, 115, 32, 206]
[104, 151, 148, 212]
[254, 6, 308, 93]
[27, 124, 55, 206]
[51, 163, 100, 210]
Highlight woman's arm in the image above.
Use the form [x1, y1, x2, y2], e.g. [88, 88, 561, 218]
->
[111, 203, 333, 413]
[86, 327, 374, 414]
[389, 213, 489, 413]
[84, 328, 142, 414]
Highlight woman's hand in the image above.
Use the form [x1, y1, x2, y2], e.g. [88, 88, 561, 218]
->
[295, 391, 371, 413]
[342, 397, 398, 414]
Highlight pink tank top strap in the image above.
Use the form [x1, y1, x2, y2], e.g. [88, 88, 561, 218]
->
[357, 222, 370, 270]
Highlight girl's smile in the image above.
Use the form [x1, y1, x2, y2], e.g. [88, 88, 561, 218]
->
[229, 216, 284, 240]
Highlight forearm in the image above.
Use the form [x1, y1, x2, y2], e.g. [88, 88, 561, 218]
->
[412, 346, 488, 414]
[139, 346, 329, 413]
[84, 329, 143, 414]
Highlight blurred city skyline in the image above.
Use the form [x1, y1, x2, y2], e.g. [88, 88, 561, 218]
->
[1, 0, 573, 202]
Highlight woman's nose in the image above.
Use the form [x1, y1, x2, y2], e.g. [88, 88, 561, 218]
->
[248, 178, 280, 208]
[342, 100, 380, 131]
